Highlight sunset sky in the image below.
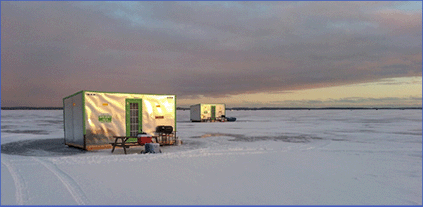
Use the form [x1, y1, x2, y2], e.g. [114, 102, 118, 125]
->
[1, 1, 422, 108]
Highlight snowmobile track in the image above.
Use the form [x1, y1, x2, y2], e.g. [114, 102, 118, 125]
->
[1, 159, 27, 205]
[32, 157, 90, 205]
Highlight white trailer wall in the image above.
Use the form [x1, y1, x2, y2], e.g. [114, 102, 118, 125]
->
[63, 92, 85, 148]
[190, 104, 201, 121]
[213, 104, 225, 119]
[200, 104, 212, 120]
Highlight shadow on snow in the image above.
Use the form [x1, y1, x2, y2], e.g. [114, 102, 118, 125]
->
[1, 138, 86, 157]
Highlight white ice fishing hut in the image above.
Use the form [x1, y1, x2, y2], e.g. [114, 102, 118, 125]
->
[63, 90, 176, 150]
[190, 103, 226, 122]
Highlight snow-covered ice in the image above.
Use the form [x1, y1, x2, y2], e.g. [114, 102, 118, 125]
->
[1, 109, 422, 205]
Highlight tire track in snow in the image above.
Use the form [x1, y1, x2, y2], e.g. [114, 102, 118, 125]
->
[32, 157, 90, 205]
[1, 159, 27, 205]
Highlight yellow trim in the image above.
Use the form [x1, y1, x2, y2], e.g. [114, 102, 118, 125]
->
[85, 144, 115, 151]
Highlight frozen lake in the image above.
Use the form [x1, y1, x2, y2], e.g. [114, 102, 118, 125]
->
[1, 109, 422, 205]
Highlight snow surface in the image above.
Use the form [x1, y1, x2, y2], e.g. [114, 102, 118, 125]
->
[1, 109, 422, 205]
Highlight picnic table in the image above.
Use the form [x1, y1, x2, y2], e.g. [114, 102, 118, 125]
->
[110, 136, 138, 154]
[110, 136, 158, 154]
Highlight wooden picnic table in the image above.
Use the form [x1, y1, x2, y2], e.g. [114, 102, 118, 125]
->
[110, 136, 141, 154]
[110, 136, 158, 154]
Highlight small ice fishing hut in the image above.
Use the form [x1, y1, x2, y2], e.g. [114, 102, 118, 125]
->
[190, 103, 226, 122]
[63, 90, 178, 150]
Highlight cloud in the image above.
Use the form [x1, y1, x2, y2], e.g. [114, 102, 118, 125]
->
[1, 1, 421, 107]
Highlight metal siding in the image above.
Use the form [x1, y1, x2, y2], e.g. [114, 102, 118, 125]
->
[142, 95, 175, 135]
[201, 104, 211, 120]
[83, 92, 176, 147]
[190, 104, 201, 121]
[72, 93, 84, 146]
[63, 93, 84, 147]
[216, 104, 225, 118]
[63, 97, 74, 144]
[85, 92, 126, 146]
[174, 95, 177, 132]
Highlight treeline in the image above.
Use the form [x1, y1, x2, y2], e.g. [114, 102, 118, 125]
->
[2, 106, 421, 110]
[177, 107, 422, 110]
[1, 107, 63, 110]
[227, 107, 422, 110]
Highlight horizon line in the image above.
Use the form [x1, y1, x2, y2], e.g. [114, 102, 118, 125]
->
[1, 106, 422, 110]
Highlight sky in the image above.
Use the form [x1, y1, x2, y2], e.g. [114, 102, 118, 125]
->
[1, 1, 422, 108]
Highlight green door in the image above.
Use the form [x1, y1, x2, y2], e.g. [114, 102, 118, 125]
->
[211, 105, 216, 120]
[126, 99, 142, 142]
